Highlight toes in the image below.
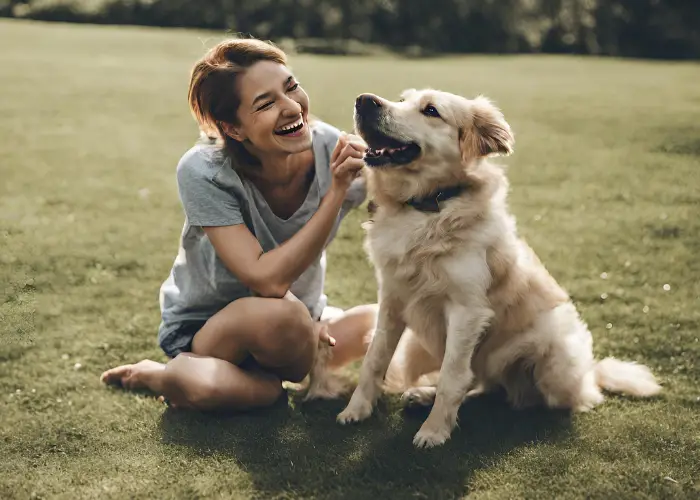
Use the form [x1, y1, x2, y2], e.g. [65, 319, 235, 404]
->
[337, 414, 361, 425]
[100, 365, 132, 385]
[337, 404, 372, 424]
[99, 369, 113, 384]
[413, 429, 450, 448]
[413, 418, 452, 448]
[336, 410, 358, 424]
[122, 375, 137, 390]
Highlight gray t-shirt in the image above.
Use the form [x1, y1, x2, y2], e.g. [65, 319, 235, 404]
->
[158, 121, 365, 350]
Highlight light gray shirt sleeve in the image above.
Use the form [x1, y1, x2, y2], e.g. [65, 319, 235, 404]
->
[176, 148, 244, 227]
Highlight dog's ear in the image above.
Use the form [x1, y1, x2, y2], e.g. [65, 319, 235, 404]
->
[400, 88, 418, 101]
[459, 96, 514, 162]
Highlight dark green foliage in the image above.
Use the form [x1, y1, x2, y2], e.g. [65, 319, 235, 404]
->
[2, 0, 699, 58]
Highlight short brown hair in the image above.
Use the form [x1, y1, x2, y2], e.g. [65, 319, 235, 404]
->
[188, 38, 287, 159]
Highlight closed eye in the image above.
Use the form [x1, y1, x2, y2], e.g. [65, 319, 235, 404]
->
[288, 82, 300, 92]
[422, 104, 441, 118]
[257, 101, 274, 111]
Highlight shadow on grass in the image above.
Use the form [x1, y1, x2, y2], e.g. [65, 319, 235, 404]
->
[159, 390, 572, 498]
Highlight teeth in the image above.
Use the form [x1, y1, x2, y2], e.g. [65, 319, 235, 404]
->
[278, 119, 303, 132]
[366, 145, 409, 156]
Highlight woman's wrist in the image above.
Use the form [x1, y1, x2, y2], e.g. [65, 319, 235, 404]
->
[324, 185, 347, 206]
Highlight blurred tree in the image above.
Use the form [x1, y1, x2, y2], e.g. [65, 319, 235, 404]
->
[5, 0, 699, 59]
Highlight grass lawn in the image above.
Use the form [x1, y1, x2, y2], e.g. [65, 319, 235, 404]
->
[1, 18, 699, 499]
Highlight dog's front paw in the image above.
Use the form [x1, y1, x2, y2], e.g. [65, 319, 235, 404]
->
[401, 386, 437, 408]
[413, 423, 452, 448]
[337, 394, 374, 424]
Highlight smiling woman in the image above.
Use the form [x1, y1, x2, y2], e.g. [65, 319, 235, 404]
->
[100, 38, 377, 411]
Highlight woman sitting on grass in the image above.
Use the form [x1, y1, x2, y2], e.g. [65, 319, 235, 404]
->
[101, 38, 376, 410]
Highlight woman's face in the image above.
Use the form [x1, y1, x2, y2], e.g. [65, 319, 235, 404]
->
[227, 60, 312, 156]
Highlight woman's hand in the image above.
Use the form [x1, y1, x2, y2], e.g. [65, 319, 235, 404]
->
[329, 132, 366, 196]
[315, 321, 336, 347]
[204, 133, 368, 300]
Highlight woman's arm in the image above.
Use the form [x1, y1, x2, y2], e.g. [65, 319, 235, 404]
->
[204, 186, 344, 298]
[204, 134, 366, 299]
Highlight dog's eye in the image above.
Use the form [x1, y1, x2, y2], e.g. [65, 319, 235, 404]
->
[398, 98, 405, 103]
[422, 105, 441, 118]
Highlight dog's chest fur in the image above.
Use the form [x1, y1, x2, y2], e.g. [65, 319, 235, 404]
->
[365, 209, 427, 269]
[365, 205, 497, 334]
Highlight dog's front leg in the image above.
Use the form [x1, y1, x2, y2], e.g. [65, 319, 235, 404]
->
[413, 301, 493, 448]
[337, 294, 405, 424]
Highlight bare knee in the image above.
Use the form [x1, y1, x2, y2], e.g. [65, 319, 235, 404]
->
[252, 299, 316, 377]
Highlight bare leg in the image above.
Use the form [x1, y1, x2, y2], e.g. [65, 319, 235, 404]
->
[101, 360, 167, 392]
[190, 297, 316, 383]
[101, 296, 316, 411]
[161, 353, 283, 410]
[101, 354, 283, 410]
[326, 303, 377, 368]
[302, 304, 377, 401]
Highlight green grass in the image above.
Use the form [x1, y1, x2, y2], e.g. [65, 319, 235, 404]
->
[1, 18, 699, 499]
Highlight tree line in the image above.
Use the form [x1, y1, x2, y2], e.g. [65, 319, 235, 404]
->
[2, 0, 698, 59]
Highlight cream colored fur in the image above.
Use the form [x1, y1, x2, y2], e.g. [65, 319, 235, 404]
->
[337, 89, 661, 448]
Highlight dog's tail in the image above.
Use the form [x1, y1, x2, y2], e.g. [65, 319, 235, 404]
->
[594, 358, 661, 397]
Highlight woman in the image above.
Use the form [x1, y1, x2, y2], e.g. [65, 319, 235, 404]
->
[101, 38, 376, 411]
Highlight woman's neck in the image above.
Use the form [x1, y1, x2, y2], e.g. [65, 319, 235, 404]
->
[241, 143, 311, 188]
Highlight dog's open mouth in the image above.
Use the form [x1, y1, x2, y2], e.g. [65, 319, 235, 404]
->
[362, 131, 421, 167]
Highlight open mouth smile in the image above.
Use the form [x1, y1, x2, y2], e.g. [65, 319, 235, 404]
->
[274, 118, 305, 136]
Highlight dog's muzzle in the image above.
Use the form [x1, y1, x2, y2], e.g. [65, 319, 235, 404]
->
[354, 94, 421, 168]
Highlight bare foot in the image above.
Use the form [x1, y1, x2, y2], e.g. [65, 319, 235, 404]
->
[100, 359, 165, 391]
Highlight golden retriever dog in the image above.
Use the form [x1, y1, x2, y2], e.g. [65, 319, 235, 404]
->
[336, 89, 661, 448]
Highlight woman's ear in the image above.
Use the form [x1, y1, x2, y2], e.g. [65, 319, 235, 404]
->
[459, 96, 514, 162]
[220, 122, 245, 142]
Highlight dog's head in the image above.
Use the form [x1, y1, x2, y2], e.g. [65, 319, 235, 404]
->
[354, 89, 514, 200]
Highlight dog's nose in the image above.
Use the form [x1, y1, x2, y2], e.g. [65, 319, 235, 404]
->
[355, 94, 382, 113]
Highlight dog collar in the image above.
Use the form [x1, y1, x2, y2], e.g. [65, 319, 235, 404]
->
[405, 185, 467, 213]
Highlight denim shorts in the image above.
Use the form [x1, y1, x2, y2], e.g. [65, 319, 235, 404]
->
[158, 305, 345, 359]
[158, 320, 207, 359]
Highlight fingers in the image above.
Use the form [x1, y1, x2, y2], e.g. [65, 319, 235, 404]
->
[344, 133, 367, 151]
[322, 333, 337, 347]
[332, 143, 365, 171]
[332, 133, 366, 166]
[334, 156, 365, 178]
[331, 133, 348, 163]
[317, 322, 337, 347]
